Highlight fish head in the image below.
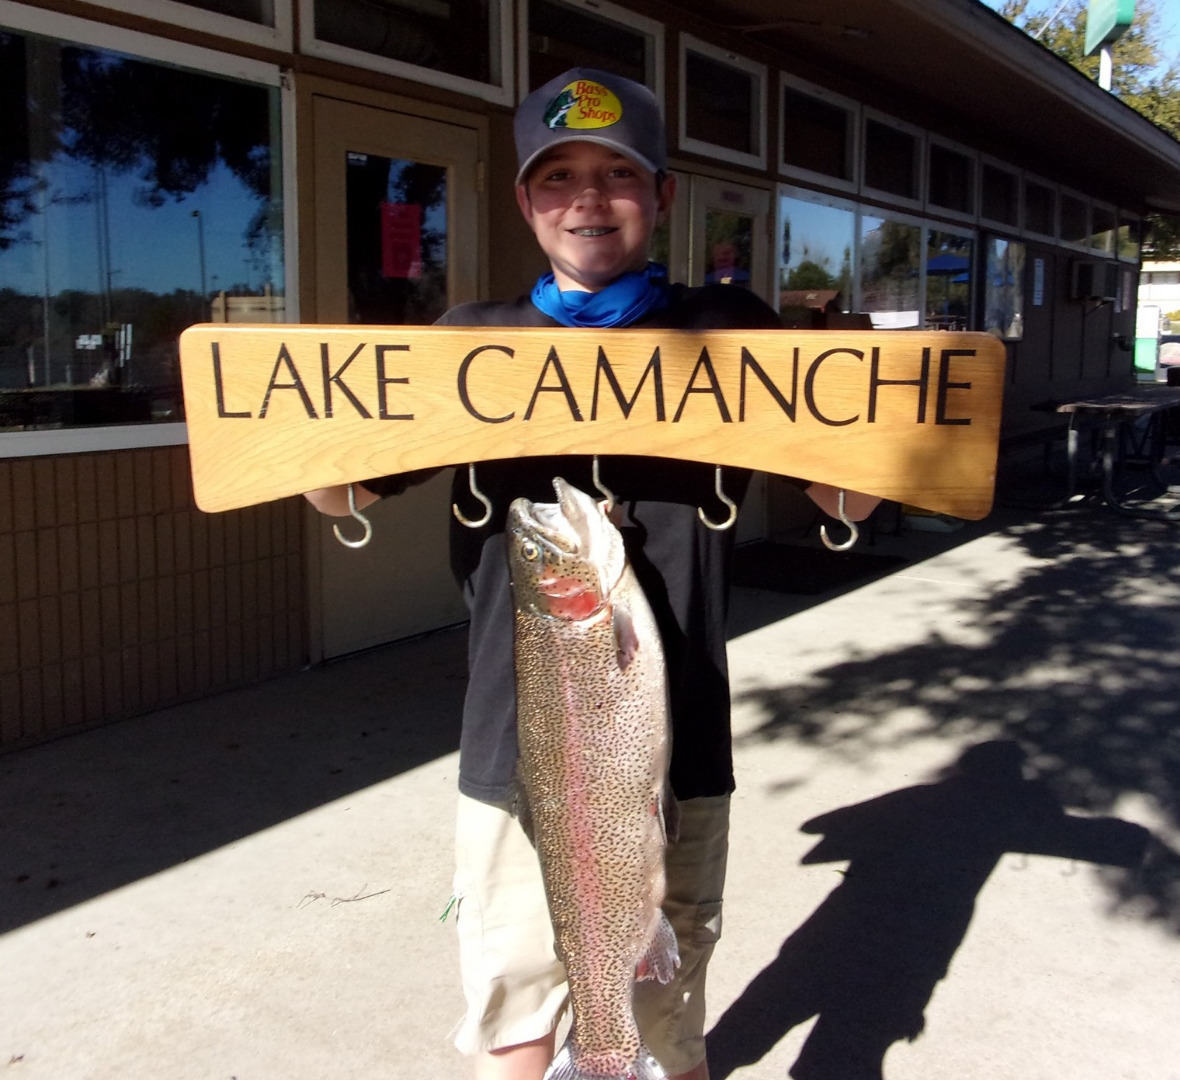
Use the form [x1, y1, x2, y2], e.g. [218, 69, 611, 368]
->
[506, 477, 626, 622]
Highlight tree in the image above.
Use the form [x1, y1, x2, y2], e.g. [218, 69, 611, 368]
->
[998, 0, 1180, 257]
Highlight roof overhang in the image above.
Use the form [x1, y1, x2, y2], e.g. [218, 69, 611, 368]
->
[671, 0, 1180, 214]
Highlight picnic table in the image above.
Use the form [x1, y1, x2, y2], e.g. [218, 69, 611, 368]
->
[1055, 385, 1180, 517]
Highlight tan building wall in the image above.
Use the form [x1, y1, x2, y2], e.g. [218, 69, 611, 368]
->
[0, 448, 306, 750]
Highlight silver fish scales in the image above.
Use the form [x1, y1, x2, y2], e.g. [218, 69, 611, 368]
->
[506, 477, 679, 1080]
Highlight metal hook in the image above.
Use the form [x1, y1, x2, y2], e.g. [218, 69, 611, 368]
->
[332, 483, 373, 549]
[592, 455, 616, 513]
[452, 463, 492, 528]
[698, 465, 737, 531]
[820, 489, 859, 551]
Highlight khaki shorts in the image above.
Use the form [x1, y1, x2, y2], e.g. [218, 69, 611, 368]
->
[450, 791, 730, 1076]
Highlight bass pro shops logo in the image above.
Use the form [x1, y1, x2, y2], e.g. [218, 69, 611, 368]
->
[543, 79, 623, 130]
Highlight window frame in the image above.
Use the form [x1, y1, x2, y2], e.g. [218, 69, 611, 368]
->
[1117, 210, 1142, 264]
[979, 154, 1022, 233]
[1021, 171, 1059, 243]
[0, 0, 297, 458]
[297, 0, 514, 106]
[71, 0, 294, 50]
[1088, 197, 1117, 256]
[1057, 184, 1093, 253]
[777, 72, 860, 194]
[516, 0, 664, 102]
[924, 133, 978, 224]
[677, 34, 767, 170]
[860, 107, 924, 211]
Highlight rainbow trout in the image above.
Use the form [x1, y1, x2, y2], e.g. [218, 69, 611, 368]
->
[506, 477, 679, 1080]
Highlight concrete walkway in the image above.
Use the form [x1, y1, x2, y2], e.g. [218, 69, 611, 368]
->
[2, 481, 1179, 1079]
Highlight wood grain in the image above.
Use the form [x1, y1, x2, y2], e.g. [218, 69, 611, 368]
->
[179, 325, 1007, 518]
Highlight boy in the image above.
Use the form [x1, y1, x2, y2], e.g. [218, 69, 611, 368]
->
[306, 68, 877, 1080]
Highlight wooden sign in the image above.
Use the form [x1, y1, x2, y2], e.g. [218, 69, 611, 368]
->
[179, 324, 1008, 518]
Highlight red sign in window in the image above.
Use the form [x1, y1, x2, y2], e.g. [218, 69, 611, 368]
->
[381, 202, 423, 279]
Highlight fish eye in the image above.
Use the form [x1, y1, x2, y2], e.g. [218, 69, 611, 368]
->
[520, 539, 540, 561]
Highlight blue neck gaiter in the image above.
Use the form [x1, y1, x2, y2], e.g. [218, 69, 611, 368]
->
[531, 262, 670, 328]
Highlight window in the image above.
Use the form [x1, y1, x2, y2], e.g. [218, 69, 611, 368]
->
[779, 76, 857, 189]
[927, 140, 975, 218]
[925, 231, 973, 331]
[1023, 176, 1057, 239]
[778, 190, 855, 317]
[863, 113, 921, 204]
[860, 213, 922, 327]
[1089, 202, 1116, 254]
[984, 237, 1025, 340]
[678, 36, 766, 169]
[980, 160, 1020, 229]
[1118, 212, 1141, 262]
[1059, 189, 1090, 249]
[523, 0, 660, 94]
[86, 0, 291, 48]
[0, 21, 286, 441]
[301, 0, 512, 104]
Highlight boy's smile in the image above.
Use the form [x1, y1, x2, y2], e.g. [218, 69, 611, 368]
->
[516, 141, 675, 293]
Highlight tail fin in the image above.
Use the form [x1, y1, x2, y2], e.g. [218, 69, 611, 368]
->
[543, 1035, 667, 1079]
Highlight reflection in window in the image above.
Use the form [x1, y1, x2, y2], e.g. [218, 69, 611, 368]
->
[781, 84, 855, 184]
[925, 232, 973, 331]
[1089, 203, 1116, 254]
[1118, 213, 1140, 262]
[928, 142, 974, 216]
[527, 0, 653, 91]
[981, 162, 1019, 227]
[704, 211, 753, 289]
[860, 215, 921, 328]
[346, 154, 448, 325]
[684, 49, 759, 157]
[0, 29, 284, 431]
[863, 117, 919, 201]
[1024, 178, 1056, 237]
[779, 193, 854, 319]
[314, 0, 499, 86]
[984, 237, 1024, 340]
[1059, 191, 1089, 247]
[174, 0, 274, 22]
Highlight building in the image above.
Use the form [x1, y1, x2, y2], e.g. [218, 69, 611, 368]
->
[3, 0, 1180, 748]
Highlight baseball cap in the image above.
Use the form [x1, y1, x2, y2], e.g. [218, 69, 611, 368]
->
[514, 68, 667, 185]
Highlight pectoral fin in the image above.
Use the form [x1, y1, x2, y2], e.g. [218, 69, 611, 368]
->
[613, 603, 640, 671]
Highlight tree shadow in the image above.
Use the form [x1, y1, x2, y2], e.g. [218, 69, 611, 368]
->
[730, 503, 1180, 929]
[706, 740, 1162, 1080]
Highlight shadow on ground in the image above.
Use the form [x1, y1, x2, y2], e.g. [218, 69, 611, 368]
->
[0, 627, 467, 934]
[706, 739, 1159, 1080]
[732, 503, 1180, 928]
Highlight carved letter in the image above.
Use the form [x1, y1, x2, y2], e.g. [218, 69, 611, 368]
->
[673, 348, 732, 423]
[258, 344, 318, 419]
[739, 346, 797, 422]
[375, 344, 413, 420]
[867, 346, 930, 424]
[936, 349, 974, 425]
[458, 345, 515, 424]
[524, 347, 583, 422]
[591, 347, 665, 421]
[211, 341, 251, 418]
[321, 342, 372, 419]
[804, 348, 861, 427]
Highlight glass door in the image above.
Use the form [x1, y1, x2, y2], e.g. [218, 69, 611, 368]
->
[687, 175, 773, 305]
[310, 94, 481, 659]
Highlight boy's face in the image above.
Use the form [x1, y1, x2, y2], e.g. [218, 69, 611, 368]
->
[516, 141, 675, 292]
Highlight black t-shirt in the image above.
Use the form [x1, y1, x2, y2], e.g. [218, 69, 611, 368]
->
[366, 283, 783, 803]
